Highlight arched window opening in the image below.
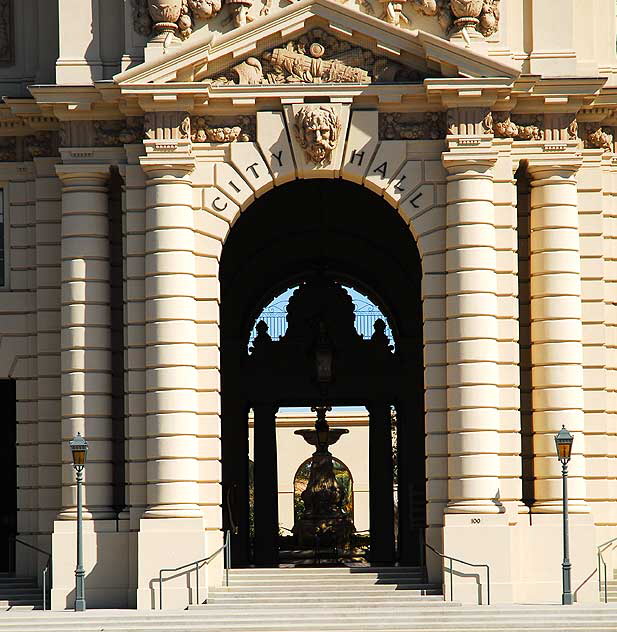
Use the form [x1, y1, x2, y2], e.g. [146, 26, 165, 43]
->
[293, 456, 354, 524]
[249, 283, 395, 349]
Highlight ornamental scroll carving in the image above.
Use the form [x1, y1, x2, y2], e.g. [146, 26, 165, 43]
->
[211, 29, 427, 86]
[191, 115, 255, 142]
[294, 105, 342, 166]
[379, 112, 446, 140]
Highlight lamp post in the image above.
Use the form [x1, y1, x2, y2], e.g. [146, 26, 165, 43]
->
[554, 425, 574, 605]
[69, 433, 88, 612]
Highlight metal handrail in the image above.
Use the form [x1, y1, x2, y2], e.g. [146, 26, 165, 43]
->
[158, 530, 231, 610]
[9, 535, 52, 610]
[425, 542, 490, 605]
[597, 535, 617, 603]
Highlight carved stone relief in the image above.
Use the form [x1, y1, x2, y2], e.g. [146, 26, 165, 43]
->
[132, 0, 222, 39]
[0, 0, 12, 64]
[379, 112, 446, 140]
[294, 105, 342, 166]
[492, 112, 543, 141]
[0, 136, 16, 161]
[191, 115, 255, 142]
[210, 29, 428, 85]
[583, 124, 614, 152]
[25, 132, 58, 159]
[94, 118, 145, 146]
[132, 0, 498, 38]
[145, 112, 191, 141]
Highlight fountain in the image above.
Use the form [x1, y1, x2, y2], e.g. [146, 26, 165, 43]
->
[293, 405, 356, 555]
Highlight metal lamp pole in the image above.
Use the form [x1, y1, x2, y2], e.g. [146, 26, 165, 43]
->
[555, 426, 574, 606]
[69, 433, 88, 612]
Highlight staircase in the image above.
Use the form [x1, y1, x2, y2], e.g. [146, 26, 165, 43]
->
[0, 567, 616, 630]
[0, 574, 42, 610]
[602, 569, 617, 602]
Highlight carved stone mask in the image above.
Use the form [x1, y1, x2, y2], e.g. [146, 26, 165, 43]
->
[294, 105, 342, 166]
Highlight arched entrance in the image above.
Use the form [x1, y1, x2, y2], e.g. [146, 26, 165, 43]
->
[220, 179, 424, 567]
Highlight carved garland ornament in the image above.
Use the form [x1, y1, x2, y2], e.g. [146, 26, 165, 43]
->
[379, 112, 446, 140]
[294, 105, 342, 166]
[191, 115, 255, 142]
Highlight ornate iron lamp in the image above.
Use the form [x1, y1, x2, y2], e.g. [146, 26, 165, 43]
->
[69, 433, 88, 612]
[554, 425, 574, 605]
[314, 321, 334, 385]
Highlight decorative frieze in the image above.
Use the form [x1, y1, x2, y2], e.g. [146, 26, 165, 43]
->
[0, 136, 16, 161]
[144, 112, 191, 141]
[94, 118, 144, 146]
[446, 107, 493, 137]
[191, 115, 255, 142]
[211, 29, 427, 85]
[492, 112, 543, 141]
[25, 131, 58, 159]
[379, 112, 446, 140]
[582, 123, 614, 152]
[0, 0, 13, 64]
[59, 121, 96, 147]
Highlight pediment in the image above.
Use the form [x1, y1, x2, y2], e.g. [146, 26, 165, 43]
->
[115, 0, 518, 87]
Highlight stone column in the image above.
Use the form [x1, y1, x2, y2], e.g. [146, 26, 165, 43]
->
[527, 157, 589, 514]
[253, 404, 279, 566]
[141, 160, 201, 520]
[442, 149, 503, 515]
[368, 402, 395, 563]
[56, 164, 115, 521]
[136, 155, 206, 609]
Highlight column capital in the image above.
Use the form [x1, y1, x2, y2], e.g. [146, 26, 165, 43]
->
[442, 145, 499, 175]
[526, 154, 582, 180]
[139, 150, 195, 180]
[55, 163, 111, 186]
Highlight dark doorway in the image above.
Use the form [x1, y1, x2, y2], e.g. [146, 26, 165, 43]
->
[220, 179, 425, 568]
[0, 380, 17, 571]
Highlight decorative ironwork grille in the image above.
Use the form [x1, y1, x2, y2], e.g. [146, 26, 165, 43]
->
[249, 288, 394, 346]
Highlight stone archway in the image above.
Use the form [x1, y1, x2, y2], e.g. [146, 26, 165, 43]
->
[219, 178, 425, 567]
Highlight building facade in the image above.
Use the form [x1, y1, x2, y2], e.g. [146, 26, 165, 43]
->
[1, 0, 617, 610]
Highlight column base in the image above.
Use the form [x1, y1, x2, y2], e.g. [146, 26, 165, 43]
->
[445, 499, 505, 514]
[51, 518, 130, 610]
[517, 513, 597, 603]
[137, 516, 209, 610]
[442, 513, 513, 604]
[532, 499, 591, 514]
[441, 512, 598, 604]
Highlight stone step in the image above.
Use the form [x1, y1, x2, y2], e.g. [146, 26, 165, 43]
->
[226, 579, 430, 587]
[0, 617, 616, 632]
[213, 584, 441, 594]
[204, 595, 448, 605]
[228, 573, 426, 582]
[228, 567, 424, 574]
